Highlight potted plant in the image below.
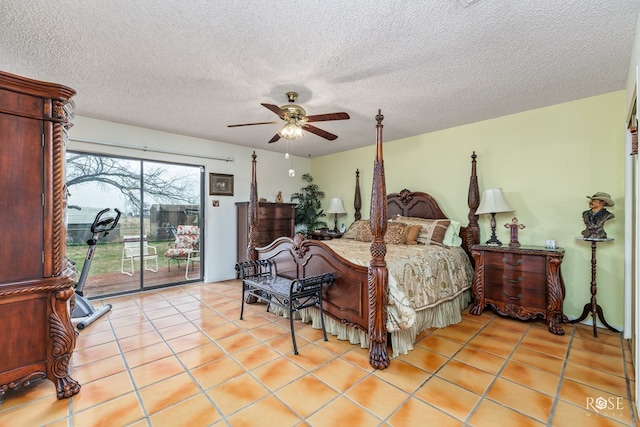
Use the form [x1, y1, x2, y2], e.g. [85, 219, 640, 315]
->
[290, 173, 327, 236]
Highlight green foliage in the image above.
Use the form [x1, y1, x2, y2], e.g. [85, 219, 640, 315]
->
[290, 173, 326, 235]
[66, 241, 125, 275]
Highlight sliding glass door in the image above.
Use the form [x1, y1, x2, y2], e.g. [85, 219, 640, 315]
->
[66, 152, 203, 297]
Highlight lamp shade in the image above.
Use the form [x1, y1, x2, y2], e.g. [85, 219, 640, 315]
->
[326, 197, 347, 214]
[476, 188, 514, 215]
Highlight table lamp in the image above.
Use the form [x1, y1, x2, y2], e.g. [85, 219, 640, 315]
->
[475, 188, 514, 246]
[326, 197, 347, 232]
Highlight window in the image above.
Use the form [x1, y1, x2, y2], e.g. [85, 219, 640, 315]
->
[66, 152, 203, 297]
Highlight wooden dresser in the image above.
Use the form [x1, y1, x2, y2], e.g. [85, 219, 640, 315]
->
[236, 202, 296, 262]
[469, 244, 566, 335]
[0, 71, 79, 399]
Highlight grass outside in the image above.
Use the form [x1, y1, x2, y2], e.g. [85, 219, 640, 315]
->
[67, 239, 172, 275]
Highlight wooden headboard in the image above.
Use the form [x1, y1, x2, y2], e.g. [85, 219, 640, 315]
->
[351, 152, 480, 259]
[387, 189, 449, 220]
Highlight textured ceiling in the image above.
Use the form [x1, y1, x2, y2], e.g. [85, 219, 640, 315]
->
[1, 1, 638, 157]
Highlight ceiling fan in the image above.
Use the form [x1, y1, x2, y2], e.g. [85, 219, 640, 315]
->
[228, 92, 350, 143]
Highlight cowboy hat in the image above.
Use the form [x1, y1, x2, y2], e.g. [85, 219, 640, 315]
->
[587, 192, 615, 207]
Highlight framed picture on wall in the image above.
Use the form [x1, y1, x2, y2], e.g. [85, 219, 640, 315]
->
[209, 173, 234, 196]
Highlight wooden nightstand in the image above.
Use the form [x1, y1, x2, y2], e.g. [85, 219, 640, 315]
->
[470, 244, 567, 335]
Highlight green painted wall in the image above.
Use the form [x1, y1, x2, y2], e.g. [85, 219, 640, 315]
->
[311, 91, 627, 328]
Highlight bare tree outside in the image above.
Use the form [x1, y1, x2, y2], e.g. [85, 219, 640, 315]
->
[66, 154, 198, 214]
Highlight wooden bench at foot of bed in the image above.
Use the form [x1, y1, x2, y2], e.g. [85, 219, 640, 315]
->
[235, 259, 334, 355]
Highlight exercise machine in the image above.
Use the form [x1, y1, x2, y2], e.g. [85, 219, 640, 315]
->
[72, 207, 121, 330]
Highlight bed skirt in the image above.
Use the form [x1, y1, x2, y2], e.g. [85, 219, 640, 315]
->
[268, 289, 471, 358]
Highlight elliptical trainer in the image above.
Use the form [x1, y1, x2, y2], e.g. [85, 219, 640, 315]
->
[72, 208, 121, 330]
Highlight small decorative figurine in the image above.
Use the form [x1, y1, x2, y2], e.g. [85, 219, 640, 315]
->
[581, 192, 615, 239]
[275, 191, 283, 203]
[504, 217, 525, 248]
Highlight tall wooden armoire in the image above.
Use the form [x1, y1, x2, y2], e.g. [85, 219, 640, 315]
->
[0, 71, 80, 399]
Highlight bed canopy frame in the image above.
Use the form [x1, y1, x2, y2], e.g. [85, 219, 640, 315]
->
[244, 110, 480, 368]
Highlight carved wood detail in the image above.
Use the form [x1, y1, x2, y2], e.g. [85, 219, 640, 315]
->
[292, 233, 310, 259]
[354, 169, 362, 221]
[50, 287, 80, 399]
[397, 189, 413, 205]
[0, 372, 47, 396]
[247, 151, 259, 263]
[469, 249, 485, 315]
[465, 151, 480, 260]
[51, 119, 66, 276]
[368, 110, 389, 369]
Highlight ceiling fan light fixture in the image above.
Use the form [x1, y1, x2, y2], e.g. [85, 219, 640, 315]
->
[279, 121, 304, 140]
[228, 91, 349, 143]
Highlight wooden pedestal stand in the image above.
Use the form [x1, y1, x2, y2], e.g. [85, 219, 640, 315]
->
[570, 237, 619, 337]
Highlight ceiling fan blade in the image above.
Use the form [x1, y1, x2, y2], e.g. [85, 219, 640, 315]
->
[302, 124, 338, 141]
[228, 121, 278, 128]
[268, 133, 281, 143]
[305, 112, 350, 122]
[261, 103, 285, 118]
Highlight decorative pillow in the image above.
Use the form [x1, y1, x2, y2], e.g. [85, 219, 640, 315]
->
[417, 219, 450, 246]
[392, 215, 450, 246]
[354, 222, 373, 242]
[443, 220, 463, 247]
[343, 220, 368, 239]
[353, 221, 409, 244]
[384, 222, 409, 244]
[405, 224, 421, 245]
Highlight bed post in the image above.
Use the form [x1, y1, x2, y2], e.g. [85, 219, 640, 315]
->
[465, 151, 480, 258]
[247, 151, 259, 262]
[354, 169, 362, 221]
[368, 110, 389, 369]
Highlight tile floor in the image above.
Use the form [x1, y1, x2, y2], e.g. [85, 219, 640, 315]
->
[0, 280, 637, 427]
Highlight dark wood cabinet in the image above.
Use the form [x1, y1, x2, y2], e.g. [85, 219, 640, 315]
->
[236, 202, 296, 263]
[470, 244, 567, 335]
[0, 71, 79, 399]
[310, 229, 343, 240]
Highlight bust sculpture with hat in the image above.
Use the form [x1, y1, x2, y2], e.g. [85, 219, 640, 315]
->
[581, 192, 615, 239]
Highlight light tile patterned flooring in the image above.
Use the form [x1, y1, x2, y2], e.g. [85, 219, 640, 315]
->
[0, 280, 637, 426]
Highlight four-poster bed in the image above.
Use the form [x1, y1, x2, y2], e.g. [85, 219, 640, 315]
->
[243, 111, 480, 368]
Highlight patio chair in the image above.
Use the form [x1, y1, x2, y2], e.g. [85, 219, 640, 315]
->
[120, 235, 159, 276]
[184, 248, 200, 280]
[164, 225, 200, 279]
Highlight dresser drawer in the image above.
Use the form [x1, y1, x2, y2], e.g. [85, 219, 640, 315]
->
[261, 219, 294, 232]
[259, 206, 295, 219]
[484, 251, 546, 273]
[486, 282, 546, 309]
[485, 268, 547, 291]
